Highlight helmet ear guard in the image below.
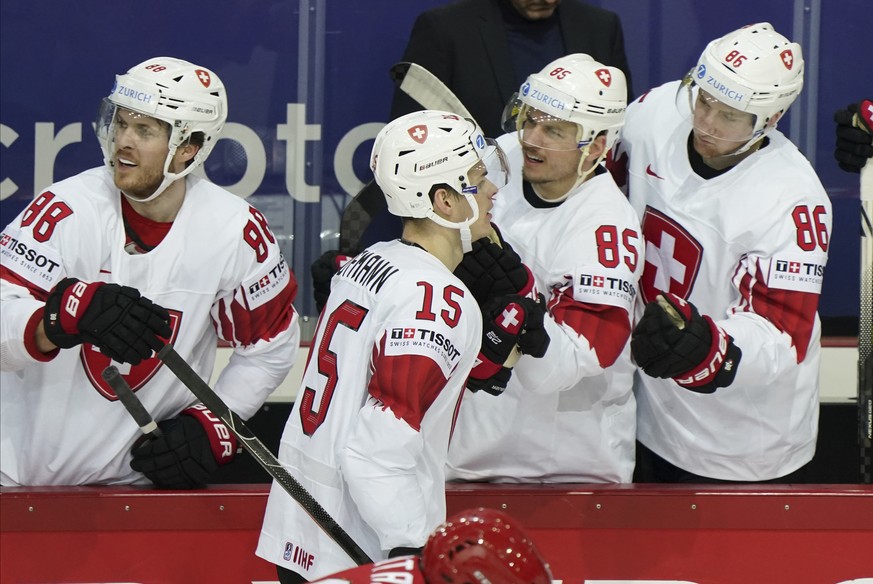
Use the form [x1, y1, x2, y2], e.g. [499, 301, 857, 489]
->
[96, 57, 228, 202]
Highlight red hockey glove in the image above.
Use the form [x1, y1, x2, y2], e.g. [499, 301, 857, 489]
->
[834, 99, 873, 173]
[454, 234, 534, 305]
[631, 293, 741, 394]
[43, 277, 171, 365]
[311, 250, 355, 313]
[467, 294, 550, 396]
[130, 405, 238, 489]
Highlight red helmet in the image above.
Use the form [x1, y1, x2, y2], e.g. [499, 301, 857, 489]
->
[421, 507, 552, 584]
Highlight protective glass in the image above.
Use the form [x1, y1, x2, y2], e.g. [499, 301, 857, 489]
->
[517, 105, 583, 152]
[677, 75, 757, 145]
[463, 138, 510, 194]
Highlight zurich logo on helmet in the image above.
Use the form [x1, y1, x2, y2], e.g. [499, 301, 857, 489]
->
[696, 64, 706, 79]
[521, 82, 531, 96]
[475, 134, 486, 149]
[110, 79, 118, 94]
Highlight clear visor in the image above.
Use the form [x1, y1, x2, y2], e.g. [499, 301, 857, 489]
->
[462, 138, 510, 195]
[517, 105, 584, 152]
[500, 92, 523, 134]
[94, 98, 117, 152]
[677, 75, 758, 145]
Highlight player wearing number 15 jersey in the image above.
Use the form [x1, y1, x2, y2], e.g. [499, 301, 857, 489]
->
[610, 24, 831, 482]
[257, 111, 511, 582]
[0, 58, 299, 487]
[447, 55, 644, 484]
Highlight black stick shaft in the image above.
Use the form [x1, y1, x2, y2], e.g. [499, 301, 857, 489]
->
[103, 366, 162, 438]
[156, 344, 372, 565]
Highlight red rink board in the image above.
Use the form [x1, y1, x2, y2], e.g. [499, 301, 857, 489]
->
[1, 483, 871, 583]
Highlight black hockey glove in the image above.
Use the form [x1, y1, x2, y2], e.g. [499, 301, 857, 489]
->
[631, 293, 741, 394]
[454, 234, 534, 305]
[834, 99, 873, 173]
[130, 405, 238, 489]
[311, 250, 355, 314]
[467, 294, 550, 396]
[43, 277, 171, 365]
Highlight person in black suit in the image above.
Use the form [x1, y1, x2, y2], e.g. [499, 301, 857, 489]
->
[390, 0, 633, 137]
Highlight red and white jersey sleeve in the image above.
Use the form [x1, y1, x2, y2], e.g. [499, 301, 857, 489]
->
[620, 81, 831, 480]
[257, 240, 480, 579]
[447, 133, 644, 484]
[0, 167, 299, 486]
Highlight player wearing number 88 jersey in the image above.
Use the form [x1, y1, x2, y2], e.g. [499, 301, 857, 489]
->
[609, 23, 831, 482]
[258, 111, 499, 581]
[447, 54, 644, 484]
[0, 57, 300, 487]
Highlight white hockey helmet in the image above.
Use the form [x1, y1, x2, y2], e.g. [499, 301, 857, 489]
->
[688, 23, 803, 150]
[513, 53, 627, 153]
[371, 110, 508, 250]
[95, 57, 228, 202]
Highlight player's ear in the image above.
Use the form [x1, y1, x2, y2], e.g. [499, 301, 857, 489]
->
[432, 186, 456, 217]
[765, 111, 783, 130]
[586, 134, 607, 162]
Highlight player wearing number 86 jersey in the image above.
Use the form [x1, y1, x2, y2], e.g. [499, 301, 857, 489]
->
[609, 23, 831, 482]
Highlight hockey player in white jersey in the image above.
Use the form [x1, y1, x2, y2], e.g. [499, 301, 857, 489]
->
[0, 57, 300, 488]
[447, 54, 644, 484]
[257, 110, 539, 583]
[610, 23, 831, 482]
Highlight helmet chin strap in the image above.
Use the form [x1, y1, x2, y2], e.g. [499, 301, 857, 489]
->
[119, 147, 197, 204]
[426, 190, 480, 253]
[571, 142, 603, 191]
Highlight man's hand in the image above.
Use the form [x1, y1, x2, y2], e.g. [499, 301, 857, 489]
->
[130, 405, 237, 489]
[454, 235, 534, 305]
[834, 99, 873, 173]
[467, 294, 550, 396]
[631, 293, 741, 394]
[311, 250, 355, 314]
[43, 278, 171, 365]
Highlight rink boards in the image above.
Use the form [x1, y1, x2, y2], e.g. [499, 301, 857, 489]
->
[1, 483, 871, 583]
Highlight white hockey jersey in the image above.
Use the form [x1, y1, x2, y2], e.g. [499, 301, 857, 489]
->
[0, 167, 299, 486]
[256, 240, 481, 579]
[613, 81, 831, 480]
[447, 133, 644, 483]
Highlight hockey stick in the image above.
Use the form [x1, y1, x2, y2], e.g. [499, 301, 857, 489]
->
[389, 62, 473, 120]
[103, 366, 163, 439]
[857, 105, 873, 484]
[337, 62, 474, 252]
[155, 344, 373, 565]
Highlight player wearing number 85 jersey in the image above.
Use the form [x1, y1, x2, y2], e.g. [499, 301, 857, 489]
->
[0, 57, 300, 487]
[609, 23, 831, 482]
[257, 111, 508, 582]
[447, 54, 644, 484]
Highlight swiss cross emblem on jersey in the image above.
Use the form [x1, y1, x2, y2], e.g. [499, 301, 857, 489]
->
[639, 207, 703, 304]
[80, 310, 182, 400]
[195, 69, 212, 87]
[595, 68, 612, 87]
[780, 49, 794, 70]
[408, 124, 428, 144]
